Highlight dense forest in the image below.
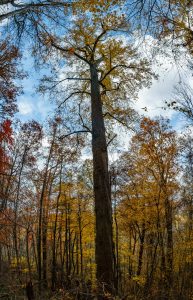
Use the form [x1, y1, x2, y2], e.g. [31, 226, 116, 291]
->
[0, 1, 193, 299]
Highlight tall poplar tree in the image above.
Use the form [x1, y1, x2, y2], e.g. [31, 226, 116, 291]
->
[39, 13, 155, 292]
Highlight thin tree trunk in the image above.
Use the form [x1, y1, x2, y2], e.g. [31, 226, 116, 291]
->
[52, 162, 63, 290]
[13, 147, 27, 280]
[78, 201, 83, 280]
[137, 223, 146, 276]
[37, 128, 56, 291]
[42, 206, 48, 287]
[165, 197, 173, 296]
[26, 229, 32, 281]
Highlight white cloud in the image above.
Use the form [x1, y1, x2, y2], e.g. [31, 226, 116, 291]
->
[135, 52, 191, 125]
[42, 136, 49, 147]
[17, 95, 55, 122]
[127, 34, 191, 126]
[36, 98, 52, 118]
[18, 100, 34, 115]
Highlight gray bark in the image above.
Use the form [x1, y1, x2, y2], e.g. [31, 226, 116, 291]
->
[90, 63, 114, 289]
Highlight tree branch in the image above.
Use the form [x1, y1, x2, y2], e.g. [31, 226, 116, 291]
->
[78, 102, 92, 132]
[58, 90, 90, 108]
[92, 28, 107, 54]
[51, 41, 90, 65]
[104, 111, 135, 130]
[0, 0, 74, 22]
[59, 130, 91, 140]
[107, 134, 117, 147]
[100, 64, 151, 83]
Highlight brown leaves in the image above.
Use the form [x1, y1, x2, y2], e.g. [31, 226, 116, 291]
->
[0, 119, 13, 144]
[0, 41, 23, 119]
[68, 47, 75, 55]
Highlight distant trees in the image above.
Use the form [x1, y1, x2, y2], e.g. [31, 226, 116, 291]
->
[0, 42, 22, 118]
[113, 117, 179, 298]
[0, 114, 193, 298]
[166, 83, 193, 124]
[133, 117, 178, 298]
[0, 41, 23, 211]
[129, 0, 193, 53]
[176, 132, 193, 296]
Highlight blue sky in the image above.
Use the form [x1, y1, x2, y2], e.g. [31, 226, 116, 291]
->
[0, 0, 191, 135]
[16, 50, 56, 124]
[14, 30, 192, 138]
[12, 18, 193, 166]
[16, 50, 188, 133]
[15, 50, 189, 165]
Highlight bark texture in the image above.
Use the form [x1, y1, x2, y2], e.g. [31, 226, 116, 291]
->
[90, 63, 114, 288]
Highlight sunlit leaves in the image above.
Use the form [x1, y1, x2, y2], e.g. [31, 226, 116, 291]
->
[40, 13, 155, 134]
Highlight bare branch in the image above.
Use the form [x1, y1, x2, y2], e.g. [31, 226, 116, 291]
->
[66, 77, 90, 81]
[92, 28, 107, 54]
[58, 90, 90, 108]
[107, 134, 117, 147]
[0, 0, 74, 22]
[78, 102, 92, 132]
[100, 63, 153, 83]
[59, 130, 91, 140]
[104, 112, 135, 131]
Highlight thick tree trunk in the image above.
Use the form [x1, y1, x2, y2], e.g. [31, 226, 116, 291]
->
[90, 63, 114, 290]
